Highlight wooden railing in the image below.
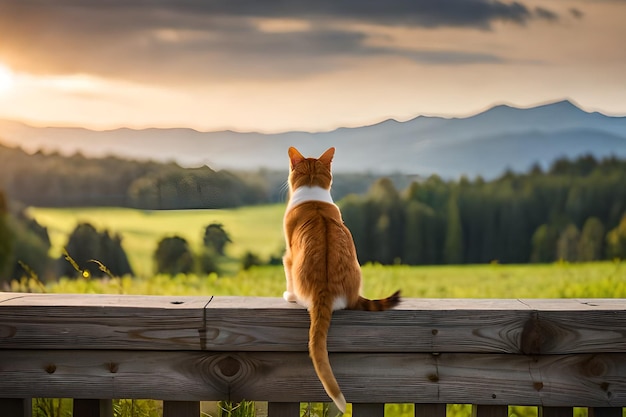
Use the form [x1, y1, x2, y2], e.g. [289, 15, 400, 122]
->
[1, 292, 625, 417]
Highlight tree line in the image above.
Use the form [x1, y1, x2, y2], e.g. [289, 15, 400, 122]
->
[339, 156, 626, 265]
[0, 143, 411, 209]
[0, 144, 264, 209]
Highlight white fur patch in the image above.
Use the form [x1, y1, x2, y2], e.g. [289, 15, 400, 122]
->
[332, 295, 347, 311]
[287, 186, 334, 211]
[291, 294, 347, 311]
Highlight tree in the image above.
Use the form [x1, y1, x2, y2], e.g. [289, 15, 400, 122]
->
[203, 223, 232, 256]
[0, 191, 13, 281]
[62, 223, 133, 278]
[242, 251, 262, 270]
[556, 224, 580, 262]
[443, 193, 464, 264]
[577, 217, 605, 262]
[530, 224, 558, 263]
[606, 214, 626, 260]
[154, 236, 194, 275]
[403, 201, 439, 265]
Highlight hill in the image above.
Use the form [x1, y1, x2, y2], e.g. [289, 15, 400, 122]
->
[1, 99, 625, 179]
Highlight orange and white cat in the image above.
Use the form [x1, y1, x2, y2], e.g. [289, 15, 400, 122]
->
[282, 147, 401, 413]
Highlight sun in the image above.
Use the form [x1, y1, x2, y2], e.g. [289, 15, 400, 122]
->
[0, 63, 15, 93]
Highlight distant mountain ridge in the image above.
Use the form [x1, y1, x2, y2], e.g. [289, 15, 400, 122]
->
[1, 99, 625, 179]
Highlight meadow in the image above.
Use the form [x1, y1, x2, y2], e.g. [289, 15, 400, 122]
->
[27, 204, 287, 277]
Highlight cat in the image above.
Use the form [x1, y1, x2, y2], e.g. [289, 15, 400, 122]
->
[282, 146, 401, 413]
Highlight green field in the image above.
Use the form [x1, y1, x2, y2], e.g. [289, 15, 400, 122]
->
[28, 204, 287, 277]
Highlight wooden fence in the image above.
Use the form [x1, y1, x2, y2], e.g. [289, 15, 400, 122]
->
[1, 292, 625, 417]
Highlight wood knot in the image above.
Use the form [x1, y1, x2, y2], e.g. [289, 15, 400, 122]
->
[533, 382, 544, 391]
[45, 364, 56, 374]
[427, 373, 439, 383]
[582, 356, 608, 378]
[520, 314, 543, 354]
[217, 356, 241, 378]
[107, 362, 119, 373]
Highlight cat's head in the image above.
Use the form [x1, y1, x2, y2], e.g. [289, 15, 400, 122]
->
[288, 147, 335, 191]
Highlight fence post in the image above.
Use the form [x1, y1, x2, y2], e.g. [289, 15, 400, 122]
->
[415, 404, 446, 417]
[163, 401, 200, 417]
[73, 399, 113, 417]
[352, 403, 385, 417]
[472, 405, 508, 417]
[539, 407, 573, 417]
[268, 402, 301, 417]
[0, 399, 32, 417]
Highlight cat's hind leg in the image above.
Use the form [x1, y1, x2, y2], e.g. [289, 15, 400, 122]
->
[282, 254, 298, 302]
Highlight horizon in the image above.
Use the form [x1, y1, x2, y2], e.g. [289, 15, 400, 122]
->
[0, 1, 625, 133]
[1, 98, 624, 135]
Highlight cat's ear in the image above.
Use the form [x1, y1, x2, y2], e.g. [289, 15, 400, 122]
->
[288, 147, 305, 169]
[319, 147, 335, 166]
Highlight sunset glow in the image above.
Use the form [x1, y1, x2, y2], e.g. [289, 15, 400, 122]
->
[0, 63, 14, 94]
[0, 1, 624, 132]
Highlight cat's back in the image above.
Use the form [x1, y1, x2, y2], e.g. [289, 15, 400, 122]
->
[285, 201, 354, 252]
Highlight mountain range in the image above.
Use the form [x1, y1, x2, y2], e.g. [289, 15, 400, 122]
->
[1, 99, 625, 179]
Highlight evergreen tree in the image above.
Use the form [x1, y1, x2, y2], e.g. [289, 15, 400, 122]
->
[61, 223, 133, 278]
[403, 201, 439, 265]
[203, 223, 232, 256]
[154, 236, 194, 275]
[444, 193, 464, 264]
[556, 224, 580, 262]
[577, 217, 605, 262]
[530, 224, 558, 263]
[606, 214, 626, 260]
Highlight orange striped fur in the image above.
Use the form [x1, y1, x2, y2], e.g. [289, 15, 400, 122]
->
[282, 147, 401, 413]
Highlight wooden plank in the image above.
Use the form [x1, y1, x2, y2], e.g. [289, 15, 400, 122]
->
[352, 403, 384, 417]
[2, 295, 626, 354]
[0, 293, 210, 350]
[73, 399, 113, 417]
[163, 401, 200, 417]
[267, 402, 300, 417]
[0, 398, 32, 417]
[204, 297, 626, 355]
[1, 350, 625, 406]
[589, 407, 623, 417]
[414, 403, 445, 417]
[472, 405, 508, 417]
[539, 407, 573, 417]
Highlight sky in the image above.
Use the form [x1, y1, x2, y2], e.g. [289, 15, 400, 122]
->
[0, 0, 624, 133]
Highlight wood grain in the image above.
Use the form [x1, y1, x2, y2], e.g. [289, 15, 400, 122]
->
[1, 350, 625, 406]
[2, 294, 626, 409]
[2, 295, 625, 354]
[0, 293, 210, 350]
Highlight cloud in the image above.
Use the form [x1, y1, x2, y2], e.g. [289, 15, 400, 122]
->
[0, 0, 558, 83]
[569, 8, 585, 19]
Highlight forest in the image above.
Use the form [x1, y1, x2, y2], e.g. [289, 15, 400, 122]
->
[0, 143, 411, 208]
[339, 156, 626, 265]
[1, 149, 626, 286]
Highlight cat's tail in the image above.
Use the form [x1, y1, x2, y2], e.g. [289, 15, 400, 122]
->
[353, 290, 401, 311]
[309, 294, 347, 413]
